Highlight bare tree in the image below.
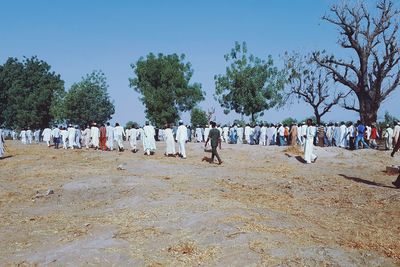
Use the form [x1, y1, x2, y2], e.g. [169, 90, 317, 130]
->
[314, 0, 400, 124]
[285, 53, 347, 124]
[206, 107, 215, 125]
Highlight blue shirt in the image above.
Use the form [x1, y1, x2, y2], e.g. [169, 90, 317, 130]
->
[357, 125, 365, 137]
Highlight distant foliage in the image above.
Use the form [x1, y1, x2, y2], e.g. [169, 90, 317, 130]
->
[281, 117, 298, 126]
[214, 41, 285, 123]
[0, 56, 65, 129]
[190, 107, 208, 127]
[61, 71, 115, 126]
[130, 53, 204, 127]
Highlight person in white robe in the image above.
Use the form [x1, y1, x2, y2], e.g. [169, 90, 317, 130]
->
[236, 125, 244, 144]
[339, 122, 347, 148]
[125, 127, 130, 142]
[195, 126, 203, 142]
[325, 124, 333, 146]
[137, 127, 143, 141]
[61, 127, 69, 149]
[164, 124, 176, 156]
[11, 130, 16, 140]
[90, 123, 100, 149]
[204, 126, 211, 142]
[260, 124, 267, 146]
[113, 123, 125, 152]
[42, 127, 52, 147]
[142, 122, 156, 155]
[82, 125, 91, 149]
[52, 126, 61, 149]
[75, 126, 82, 149]
[244, 125, 251, 144]
[34, 129, 40, 144]
[0, 129, 5, 158]
[393, 121, 400, 145]
[384, 125, 394, 150]
[106, 122, 114, 151]
[128, 125, 138, 152]
[222, 125, 229, 143]
[20, 130, 27, 144]
[176, 121, 188, 159]
[67, 125, 76, 149]
[26, 128, 33, 144]
[304, 119, 317, 164]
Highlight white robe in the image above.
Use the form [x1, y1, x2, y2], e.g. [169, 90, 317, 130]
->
[244, 126, 251, 143]
[176, 125, 188, 158]
[260, 126, 267, 145]
[237, 127, 244, 144]
[195, 128, 203, 142]
[82, 128, 91, 148]
[164, 128, 176, 155]
[20, 130, 27, 144]
[129, 128, 137, 149]
[0, 129, 4, 157]
[222, 127, 229, 143]
[339, 125, 347, 148]
[42, 128, 52, 142]
[113, 126, 125, 149]
[91, 127, 100, 147]
[204, 127, 211, 141]
[61, 130, 69, 149]
[26, 130, 33, 144]
[304, 126, 317, 164]
[142, 125, 156, 154]
[68, 127, 76, 148]
[393, 125, 400, 145]
[106, 126, 114, 150]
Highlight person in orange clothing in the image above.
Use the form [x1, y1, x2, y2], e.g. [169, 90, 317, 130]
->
[99, 124, 107, 151]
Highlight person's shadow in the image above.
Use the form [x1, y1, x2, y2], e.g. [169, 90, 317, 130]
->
[339, 174, 397, 189]
[0, 155, 13, 160]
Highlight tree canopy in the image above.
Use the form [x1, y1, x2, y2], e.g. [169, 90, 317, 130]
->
[0, 56, 65, 129]
[214, 41, 285, 123]
[190, 107, 208, 127]
[60, 71, 115, 126]
[129, 53, 204, 127]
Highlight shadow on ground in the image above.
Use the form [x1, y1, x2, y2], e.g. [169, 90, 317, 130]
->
[338, 174, 397, 189]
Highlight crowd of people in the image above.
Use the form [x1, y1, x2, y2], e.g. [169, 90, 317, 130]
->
[1, 119, 400, 168]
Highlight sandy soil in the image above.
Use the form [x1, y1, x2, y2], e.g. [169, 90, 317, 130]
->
[0, 140, 399, 266]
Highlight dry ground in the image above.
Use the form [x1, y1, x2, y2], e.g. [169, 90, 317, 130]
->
[0, 140, 399, 266]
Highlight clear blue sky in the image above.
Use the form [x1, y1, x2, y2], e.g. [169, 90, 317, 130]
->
[1, 0, 399, 125]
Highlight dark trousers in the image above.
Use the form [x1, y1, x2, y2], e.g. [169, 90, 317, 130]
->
[211, 146, 222, 163]
[394, 138, 400, 153]
[53, 137, 60, 149]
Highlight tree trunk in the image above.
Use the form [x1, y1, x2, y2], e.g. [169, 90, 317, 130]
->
[315, 113, 321, 125]
[358, 94, 379, 125]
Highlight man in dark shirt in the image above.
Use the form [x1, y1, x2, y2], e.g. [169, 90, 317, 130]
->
[205, 121, 222, 165]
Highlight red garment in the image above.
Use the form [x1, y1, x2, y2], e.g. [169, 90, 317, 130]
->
[100, 126, 107, 150]
[371, 128, 377, 139]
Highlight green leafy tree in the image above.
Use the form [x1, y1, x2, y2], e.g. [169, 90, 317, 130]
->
[61, 71, 115, 126]
[129, 53, 204, 127]
[190, 107, 208, 127]
[281, 117, 298, 126]
[125, 121, 138, 129]
[214, 41, 285, 123]
[382, 111, 398, 126]
[0, 56, 65, 129]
